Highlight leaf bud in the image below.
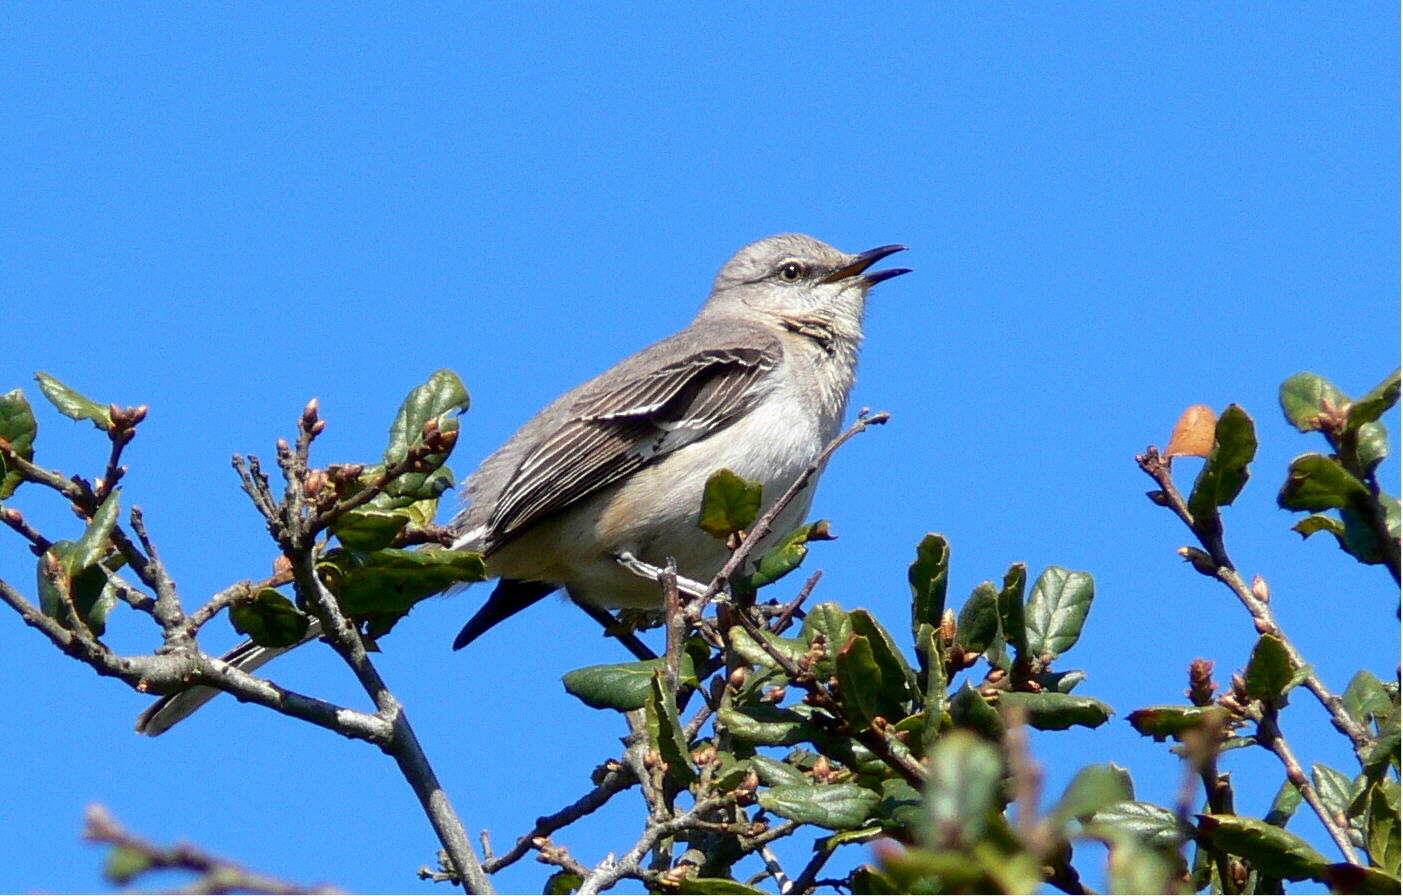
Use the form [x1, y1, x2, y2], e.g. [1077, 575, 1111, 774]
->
[1187, 658, 1217, 707]
[726, 666, 748, 690]
[1177, 546, 1217, 576]
[301, 397, 320, 426]
[761, 685, 787, 704]
[940, 607, 957, 646]
[1250, 575, 1270, 603]
[310, 419, 327, 437]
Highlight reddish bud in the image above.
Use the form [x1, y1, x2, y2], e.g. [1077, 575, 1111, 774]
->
[1251, 575, 1270, 603]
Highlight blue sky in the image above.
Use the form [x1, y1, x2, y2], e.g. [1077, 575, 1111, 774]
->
[1, 4, 1397, 894]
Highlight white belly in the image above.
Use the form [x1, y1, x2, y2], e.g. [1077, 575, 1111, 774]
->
[485, 387, 835, 608]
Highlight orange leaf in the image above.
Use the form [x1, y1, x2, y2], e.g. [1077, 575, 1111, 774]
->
[1166, 405, 1217, 458]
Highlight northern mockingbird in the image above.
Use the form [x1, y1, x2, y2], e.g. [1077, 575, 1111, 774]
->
[137, 233, 908, 734]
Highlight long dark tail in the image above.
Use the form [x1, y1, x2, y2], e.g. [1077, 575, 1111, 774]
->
[451, 579, 559, 650]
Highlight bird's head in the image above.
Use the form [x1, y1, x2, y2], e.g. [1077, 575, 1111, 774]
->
[699, 234, 909, 341]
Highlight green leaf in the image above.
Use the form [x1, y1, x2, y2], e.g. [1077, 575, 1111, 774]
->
[955, 582, 999, 655]
[563, 654, 698, 712]
[1244, 633, 1295, 704]
[1087, 800, 1190, 850]
[384, 369, 469, 467]
[749, 754, 807, 787]
[0, 388, 38, 499]
[848, 608, 917, 712]
[1023, 567, 1095, 658]
[103, 845, 153, 885]
[924, 729, 1002, 847]
[948, 682, 1004, 740]
[835, 635, 883, 728]
[1000, 691, 1113, 730]
[1280, 372, 1347, 432]
[996, 562, 1028, 657]
[758, 782, 880, 830]
[1321, 864, 1402, 895]
[319, 547, 486, 638]
[725, 625, 807, 670]
[698, 468, 762, 539]
[1048, 763, 1135, 828]
[878, 778, 924, 836]
[1292, 513, 1345, 543]
[1364, 779, 1400, 874]
[1126, 705, 1230, 741]
[737, 520, 830, 590]
[1196, 814, 1331, 881]
[717, 703, 820, 746]
[1340, 501, 1398, 566]
[1347, 369, 1401, 429]
[1342, 670, 1393, 728]
[70, 490, 120, 574]
[908, 533, 950, 636]
[800, 601, 853, 677]
[849, 864, 905, 895]
[1310, 763, 1354, 829]
[543, 870, 583, 894]
[1105, 835, 1178, 896]
[230, 588, 310, 648]
[1356, 421, 1390, 473]
[1037, 669, 1087, 694]
[1187, 404, 1257, 526]
[677, 879, 766, 895]
[34, 372, 112, 430]
[1278, 453, 1371, 512]
[1263, 777, 1304, 827]
[646, 672, 696, 785]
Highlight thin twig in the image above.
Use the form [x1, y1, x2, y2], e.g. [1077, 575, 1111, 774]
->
[482, 761, 638, 874]
[83, 803, 337, 895]
[1252, 706, 1360, 864]
[1137, 447, 1373, 759]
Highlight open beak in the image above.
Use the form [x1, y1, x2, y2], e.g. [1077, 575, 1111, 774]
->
[819, 244, 911, 286]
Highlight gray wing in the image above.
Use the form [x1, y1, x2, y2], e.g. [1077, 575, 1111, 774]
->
[479, 341, 781, 552]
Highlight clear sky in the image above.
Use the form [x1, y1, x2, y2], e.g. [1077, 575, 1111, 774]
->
[1, 5, 1397, 894]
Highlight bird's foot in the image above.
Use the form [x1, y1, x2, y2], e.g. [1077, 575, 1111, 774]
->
[613, 552, 709, 599]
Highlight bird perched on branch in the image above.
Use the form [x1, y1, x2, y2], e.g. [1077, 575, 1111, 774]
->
[137, 233, 908, 735]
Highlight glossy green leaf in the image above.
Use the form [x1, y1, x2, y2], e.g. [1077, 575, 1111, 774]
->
[1024, 567, 1095, 658]
[1309, 763, 1353, 830]
[1321, 864, 1402, 895]
[1048, 763, 1135, 828]
[737, 520, 831, 590]
[1292, 513, 1345, 543]
[835, 635, 883, 728]
[717, 703, 820, 746]
[1347, 368, 1401, 429]
[1263, 777, 1304, 827]
[1278, 453, 1370, 512]
[1126, 705, 1230, 741]
[758, 782, 880, 830]
[749, 754, 806, 787]
[230, 588, 310, 648]
[646, 672, 696, 785]
[318, 547, 485, 638]
[70, 489, 120, 573]
[0, 388, 37, 499]
[1037, 669, 1087, 694]
[955, 582, 999, 655]
[801, 601, 853, 677]
[1002, 691, 1113, 730]
[1186, 404, 1256, 528]
[878, 778, 924, 836]
[1364, 779, 1400, 874]
[849, 608, 917, 711]
[908, 533, 950, 636]
[1340, 502, 1398, 566]
[996, 562, 1028, 656]
[34, 372, 112, 430]
[330, 508, 413, 551]
[1356, 421, 1390, 473]
[725, 625, 806, 670]
[562, 654, 697, 711]
[1342, 670, 1393, 728]
[1087, 800, 1191, 850]
[1244, 633, 1294, 703]
[1196, 814, 1331, 881]
[1280, 372, 1347, 432]
[698, 468, 762, 539]
[384, 369, 468, 466]
[948, 682, 1003, 740]
[925, 729, 1002, 847]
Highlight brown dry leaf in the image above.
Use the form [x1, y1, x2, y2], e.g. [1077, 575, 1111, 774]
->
[1166, 404, 1217, 457]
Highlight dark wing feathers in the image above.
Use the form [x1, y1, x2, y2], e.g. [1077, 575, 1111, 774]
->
[482, 345, 778, 550]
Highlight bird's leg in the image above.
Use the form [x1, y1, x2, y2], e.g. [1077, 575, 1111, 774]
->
[613, 552, 709, 599]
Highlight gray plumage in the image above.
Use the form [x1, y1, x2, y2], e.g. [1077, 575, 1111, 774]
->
[136, 232, 908, 735]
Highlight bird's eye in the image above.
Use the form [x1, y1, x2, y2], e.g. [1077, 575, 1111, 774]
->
[778, 261, 803, 282]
